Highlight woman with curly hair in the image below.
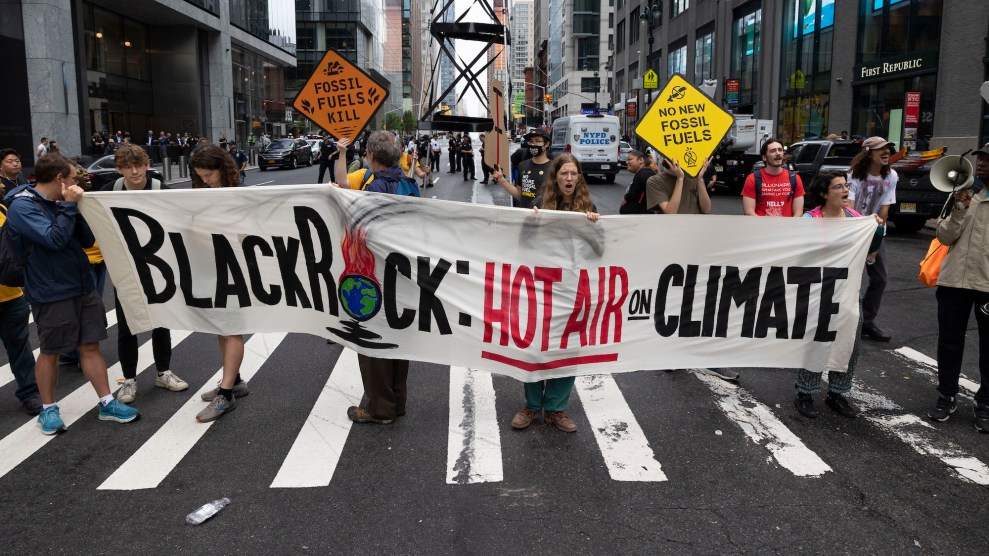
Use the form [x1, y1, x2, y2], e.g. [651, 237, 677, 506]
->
[535, 153, 599, 217]
[189, 145, 247, 422]
[512, 153, 599, 434]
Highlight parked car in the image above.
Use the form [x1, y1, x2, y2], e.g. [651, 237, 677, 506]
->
[305, 139, 321, 159]
[258, 138, 314, 170]
[618, 141, 632, 167]
[750, 139, 944, 233]
[84, 155, 164, 190]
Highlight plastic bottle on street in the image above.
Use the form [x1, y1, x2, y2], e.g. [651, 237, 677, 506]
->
[185, 497, 231, 525]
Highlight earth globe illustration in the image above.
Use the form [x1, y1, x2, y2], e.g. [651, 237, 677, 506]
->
[338, 274, 382, 321]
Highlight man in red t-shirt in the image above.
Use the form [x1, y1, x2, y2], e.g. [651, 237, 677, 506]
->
[741, 138, 804, 217]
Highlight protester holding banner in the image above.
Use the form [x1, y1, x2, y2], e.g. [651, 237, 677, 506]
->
[928, 145, 989, 431]
[103, 144, 189, 404]
[513, 154, 599, 433]
[491, 129, 551, 209]
[741, 138, 804, 218]
[847, 137, 897, 343]
[340, 131, 413, 425]
[646, 157, 713, 215]
[189, 145, 248, 422]
[5, 154, 139, 433]
[793, 170, 871, 419]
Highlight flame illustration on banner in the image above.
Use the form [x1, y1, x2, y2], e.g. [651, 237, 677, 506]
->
[326, 226, 396, 349]
[338, 228, 381, 321]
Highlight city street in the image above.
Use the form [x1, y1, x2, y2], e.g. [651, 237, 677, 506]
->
[1, 157, 987, 554]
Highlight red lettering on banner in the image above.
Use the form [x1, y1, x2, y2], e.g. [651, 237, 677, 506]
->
[588, 267, 607, 346]
[601, 266, 629, 343]
[534, 267, 562, 352]
[510, 265, 537, 348]
[483, 262, 512, 345]
[561, 270, 592, 349]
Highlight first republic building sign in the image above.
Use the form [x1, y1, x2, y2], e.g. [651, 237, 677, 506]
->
[853, 52, 938, 85]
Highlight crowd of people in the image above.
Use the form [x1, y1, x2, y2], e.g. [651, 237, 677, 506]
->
[1, 127, 987, 437]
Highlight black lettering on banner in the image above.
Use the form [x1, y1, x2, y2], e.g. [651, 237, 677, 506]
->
[786, 267, 822, 339]
[701, 266, 722, 337]
[384, 252, 416, 329]
[717, 266, 762, 338]
[294, 207, 338, 315]
[212, 235, 251, 308]
[273, 237, 312, 309]
[168, 232, 212, 308]
[654, 264, 684, 337]
[815, 267, 848, 342]
[679, 264, 701, 337]
[755, 266, 788, 339]
[109, 208, 176, 304]
[242, 235, 282, 305]
[417, 256, 452, 335]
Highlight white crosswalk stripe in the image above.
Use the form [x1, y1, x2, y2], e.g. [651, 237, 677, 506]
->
[694, 370, 833, 477]
[270, 348, 364, 488]
[575, 375, 667, 481]
[98, 333, 285, 490]
[0, 309, 117, 390]
[893, 346, 980, 399]
[446, 367, 503, 484]
[846, 377, 989, 485]
[0, 325, 185, 481]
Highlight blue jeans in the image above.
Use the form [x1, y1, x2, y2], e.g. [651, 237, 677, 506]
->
[0, 296, 38, 401]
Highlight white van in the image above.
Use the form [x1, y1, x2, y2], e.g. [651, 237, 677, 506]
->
[548, 114, 621, 183]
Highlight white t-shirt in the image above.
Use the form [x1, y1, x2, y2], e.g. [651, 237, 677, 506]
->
[848, 169, 897, 218]
[431, 139, 440, 152]
[36, 143, 47, 157]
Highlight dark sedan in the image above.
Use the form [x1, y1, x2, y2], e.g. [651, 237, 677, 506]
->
[258, 138, 314, 170]
[85, 155, 164, 190]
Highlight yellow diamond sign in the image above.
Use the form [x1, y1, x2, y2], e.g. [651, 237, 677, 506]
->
[635, 73, 734, 177]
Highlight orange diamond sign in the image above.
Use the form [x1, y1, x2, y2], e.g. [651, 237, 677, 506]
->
[292, 49, 389, 140]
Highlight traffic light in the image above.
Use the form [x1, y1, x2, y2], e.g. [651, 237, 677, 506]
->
[544, 93, 553, 103]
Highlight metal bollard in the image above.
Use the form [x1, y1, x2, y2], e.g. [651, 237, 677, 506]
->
[179, 156, 188, 178]
[161, 157, 172, 181]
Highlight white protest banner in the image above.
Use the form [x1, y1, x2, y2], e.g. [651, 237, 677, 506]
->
[80, 186, 875, 382]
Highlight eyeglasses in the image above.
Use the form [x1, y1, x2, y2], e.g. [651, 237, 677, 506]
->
[829, 182, 850, 191]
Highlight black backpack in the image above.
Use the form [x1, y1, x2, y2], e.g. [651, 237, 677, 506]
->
[0, 203, 26, 287]
[754, 169, 798, 207]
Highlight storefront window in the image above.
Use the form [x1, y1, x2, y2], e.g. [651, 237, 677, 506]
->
[859, 0, 942, 64]
[730, 6, 761, 112]
[83, 3, 154, 139]
[667, 43, 686, 78]
[778, 0, 834, 143]
[851, 74, 936, 144]
[232, 45, 285, 144]
[694, 29, 714, 83]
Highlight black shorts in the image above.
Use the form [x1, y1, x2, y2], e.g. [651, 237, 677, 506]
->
[31, 290, 108, 354]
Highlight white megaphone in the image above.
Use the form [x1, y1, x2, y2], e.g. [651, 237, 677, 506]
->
[930, 155, 975, 192]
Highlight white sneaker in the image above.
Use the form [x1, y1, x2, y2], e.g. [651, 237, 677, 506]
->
[155, 370, 189, 392]
[117, 378, 138, 403]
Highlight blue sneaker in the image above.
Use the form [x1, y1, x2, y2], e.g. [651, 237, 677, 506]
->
[38, 406, 66, 435]
[98, 398, 140, 423]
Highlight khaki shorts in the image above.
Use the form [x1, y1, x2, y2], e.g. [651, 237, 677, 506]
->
[31, 290, 108, 354]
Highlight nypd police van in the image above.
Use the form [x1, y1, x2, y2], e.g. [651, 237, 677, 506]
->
[548, 114, 621, 183]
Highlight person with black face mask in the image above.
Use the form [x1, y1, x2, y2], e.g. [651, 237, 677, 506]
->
[492, 129, 551, 208]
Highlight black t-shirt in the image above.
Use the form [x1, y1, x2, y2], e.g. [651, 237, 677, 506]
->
[319, 138, 336, 160]
[513, 159, 551, 209]
[231, 149, 248, 169]
[619, 167, 656, 214]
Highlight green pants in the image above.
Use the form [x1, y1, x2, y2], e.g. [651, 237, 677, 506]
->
[524, 377, 576, 413]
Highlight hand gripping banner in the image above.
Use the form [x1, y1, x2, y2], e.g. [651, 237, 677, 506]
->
[79, 186, 875, 382]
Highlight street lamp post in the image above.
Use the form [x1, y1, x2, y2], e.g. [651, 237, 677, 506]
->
[639, 3, 662, 146]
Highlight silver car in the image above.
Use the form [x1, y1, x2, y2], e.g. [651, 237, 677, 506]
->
[618, 141, 632, 167]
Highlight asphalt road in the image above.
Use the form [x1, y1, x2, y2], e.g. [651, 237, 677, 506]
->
[1, 155, 987, 554]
